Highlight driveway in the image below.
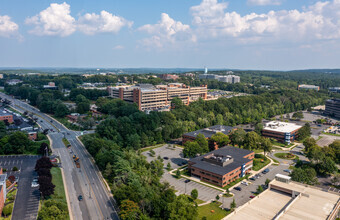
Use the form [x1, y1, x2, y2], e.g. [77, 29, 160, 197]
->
[0, 155, 40, 220]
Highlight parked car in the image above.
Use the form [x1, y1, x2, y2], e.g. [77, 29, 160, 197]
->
[163, 157, 169, 160]
[250, 177, 256, 181]
[250, 195, 255, 198]
[283, 169, 292, 174]
[31, 181, 39, 188]
[241, 181, 249, 186]
[234, 186, 242, 191]
[78, 195, 83, 201]
[33, 177, 38, 182]
[262, 168, 270, 174]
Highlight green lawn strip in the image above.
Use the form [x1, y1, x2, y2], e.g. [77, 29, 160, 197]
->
[140, 144, 164, 152]
[50, 167, 67, 203]
[271, 140, 293, 148]
[252, 157, 270, 171]
[195, 198, 206, 205]
[197, 201, 230, 220]
[223, 174, 250, 190]
[274, 153, 296, 160]
[62, 138, 70, 147]
[322, 132, 340, 137]
[54, 117, 82, 131]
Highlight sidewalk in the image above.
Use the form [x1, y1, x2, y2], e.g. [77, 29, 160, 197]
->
[272, 143, 299, 151]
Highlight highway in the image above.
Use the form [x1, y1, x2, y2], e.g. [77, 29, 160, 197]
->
[0, 92, 119, 220]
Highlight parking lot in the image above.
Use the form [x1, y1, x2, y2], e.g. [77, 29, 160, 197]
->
[142, 144, 187, 169]
[0, 155, 40, 220]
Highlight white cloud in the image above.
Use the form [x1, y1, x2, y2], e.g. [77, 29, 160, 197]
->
[138, 13, 196, 48]
[78, 10, 133, 35]
[0, 15, 20, 38]
[25, 2, 76, 37]
[247, 0, 282, 6]
[113, 45, 124, 50]
[190, 0, 340, 43]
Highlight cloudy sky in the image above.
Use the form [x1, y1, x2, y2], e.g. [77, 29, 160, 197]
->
[1, 0, 340, 70]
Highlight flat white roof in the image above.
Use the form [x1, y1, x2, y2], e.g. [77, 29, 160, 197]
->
[263, 121, 302, 133]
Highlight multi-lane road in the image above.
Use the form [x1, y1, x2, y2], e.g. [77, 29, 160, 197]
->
[0, 92, 119, 220]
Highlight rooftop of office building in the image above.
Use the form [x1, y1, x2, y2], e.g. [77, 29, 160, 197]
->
[189, 146, 253, 176]
[263, 121, 302, 133]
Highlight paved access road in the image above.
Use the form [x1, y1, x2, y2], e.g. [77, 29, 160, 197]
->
[0, 92, 118, 220]
[0, 155, 40, 220]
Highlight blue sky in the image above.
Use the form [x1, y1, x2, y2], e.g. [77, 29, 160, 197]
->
[0, 0, 340, 70]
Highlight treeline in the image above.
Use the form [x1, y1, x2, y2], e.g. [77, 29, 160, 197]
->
[82, 135, 197, 219]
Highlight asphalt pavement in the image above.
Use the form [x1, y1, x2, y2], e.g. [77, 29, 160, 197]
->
[0, 155, 40, 220]
[0, 92, 118, 220]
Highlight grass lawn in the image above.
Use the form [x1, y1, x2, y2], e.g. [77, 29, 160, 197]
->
[271, 140, 294, 148]
[274, 153, 296, 160]
[55, 117, 82, 131]
[50, 167, 67, 203]
[140, 144, 164, 152]
[197, 201, 230, 220]
[253, 156, 270, 171]
[62, 138, 70, 147]
[322, 132, 340, 137]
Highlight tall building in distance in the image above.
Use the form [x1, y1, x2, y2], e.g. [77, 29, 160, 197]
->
[204, 67, 208, 74]
[298, 84, 320, 91]
[325, 99, 340, 118]
[107, 83, 207, 111]
[199, 73, 240, 83]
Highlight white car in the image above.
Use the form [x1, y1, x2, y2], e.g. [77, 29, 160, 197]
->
[241, 181, 249, 186]
[31, 181, 39, 188]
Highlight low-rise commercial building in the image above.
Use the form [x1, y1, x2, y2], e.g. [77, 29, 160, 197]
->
[182, 125, 236, 149]
[325, 98, 340, 119]
[188, 146, 254, 187]
[0, 112, 13, 124]
[262, 121, 302, 144]
[159, 74, 179, 80]
[108, 83, 207, 111]
[298, 84, 320, 91]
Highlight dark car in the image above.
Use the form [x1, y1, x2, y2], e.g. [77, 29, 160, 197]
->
[234, 186, 242, 191]
[249, 177, 256, 181]
[78, 195, 83, 201]
[163, 157, 169, 160]
[262, 168, 270, 174]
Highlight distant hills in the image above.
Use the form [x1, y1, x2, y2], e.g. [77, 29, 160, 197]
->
[0, 67, 340, 74]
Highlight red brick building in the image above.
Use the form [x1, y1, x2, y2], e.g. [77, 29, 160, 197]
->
[0, 113, 13, 124]
[188, 146, 254, 187]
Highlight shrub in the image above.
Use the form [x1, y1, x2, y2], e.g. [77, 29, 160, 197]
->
[3, 204, 13, 216]
[12, 167, 18, 171]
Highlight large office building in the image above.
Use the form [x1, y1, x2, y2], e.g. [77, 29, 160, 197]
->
[298, 84, 320, 91]
[262, 121, 302, 144]
[182, 125, 236, 149]
[107, 83, 207, 111]
[329, 87, 340, 93]
[188, 146, 254, 187]
[199, 74, 240, 83]
[325, 98, 340, 118]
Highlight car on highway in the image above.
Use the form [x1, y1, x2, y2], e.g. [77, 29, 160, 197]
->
[234, 186, 242, 191]
[262, 168, 270, 174]
[50, 120, 53, 123]
[78, 195, 83, 201]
